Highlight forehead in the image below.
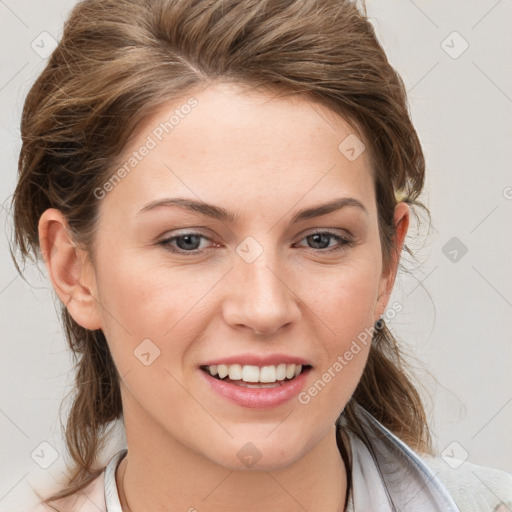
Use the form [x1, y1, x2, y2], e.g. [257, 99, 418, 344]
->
[103, 82, 376, 220]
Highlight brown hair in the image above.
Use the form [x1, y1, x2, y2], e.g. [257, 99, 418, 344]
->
[11, 0, 435, 508]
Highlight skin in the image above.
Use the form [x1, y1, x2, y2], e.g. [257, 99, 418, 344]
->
[39, 82, 409, 512]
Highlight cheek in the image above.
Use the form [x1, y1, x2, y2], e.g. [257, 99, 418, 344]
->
[293, 286, 375, 433]
[301, 255, 381, 333]
[93, 252, 220, 373]
[297, 257, 380, 392]
[95, 253, 198, 330]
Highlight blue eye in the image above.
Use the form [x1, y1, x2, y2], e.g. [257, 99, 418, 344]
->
[159, 233, 210, 253]
[296, 231, 354, 253]
[158, 230, 354, 255]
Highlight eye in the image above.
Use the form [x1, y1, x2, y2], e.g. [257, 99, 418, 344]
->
[158, 230, 354, 255]
[295, 230, 354, 253]
[159, 232, 213, 254]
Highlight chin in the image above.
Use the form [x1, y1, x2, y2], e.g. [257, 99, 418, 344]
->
[206, 441, 304, 472]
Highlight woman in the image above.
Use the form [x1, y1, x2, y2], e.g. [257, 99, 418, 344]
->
[11, 0, 511, 511]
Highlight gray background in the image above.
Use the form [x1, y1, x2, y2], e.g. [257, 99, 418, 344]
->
[1, 0, 511, 510]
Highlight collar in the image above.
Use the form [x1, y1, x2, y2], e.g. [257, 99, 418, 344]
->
[104, 405, 460, 512]
[343, 403, 461, 511]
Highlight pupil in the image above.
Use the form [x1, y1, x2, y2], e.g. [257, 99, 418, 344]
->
[177, 234, 201, 251]
[308, 233, 329, 249]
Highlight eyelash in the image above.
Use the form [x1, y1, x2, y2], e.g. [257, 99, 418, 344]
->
[158, 230, 355, 255]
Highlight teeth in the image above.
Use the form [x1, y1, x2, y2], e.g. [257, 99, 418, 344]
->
[259, 365, 276, 383]
[276, 363, 287, 381]
[217, 364, 228, 379]
[229, 364, 243, 380]
[242, 365, 260, 382]
[205, 363, 304, 383]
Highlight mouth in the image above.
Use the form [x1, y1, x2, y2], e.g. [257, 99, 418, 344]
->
[199, 362, 313, 408]
[199, 363, 313, 388]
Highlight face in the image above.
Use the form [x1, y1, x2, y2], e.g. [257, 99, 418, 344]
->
[76, 82, 405, 470]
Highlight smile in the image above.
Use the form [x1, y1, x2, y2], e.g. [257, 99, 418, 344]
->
[201, 363, 310, 384]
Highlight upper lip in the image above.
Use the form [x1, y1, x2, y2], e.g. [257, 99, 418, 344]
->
[200, 353, 312, 367]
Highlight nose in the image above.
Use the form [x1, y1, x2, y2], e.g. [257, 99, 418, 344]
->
[222, 251, 301, 337]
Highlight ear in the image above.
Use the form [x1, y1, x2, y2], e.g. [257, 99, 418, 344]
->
[374, 201, 410, 322]
[38, 208, 102, 330]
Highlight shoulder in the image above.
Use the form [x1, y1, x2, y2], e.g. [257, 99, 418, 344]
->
[419, 454, 512, 512]
[26, 472, 106, 512]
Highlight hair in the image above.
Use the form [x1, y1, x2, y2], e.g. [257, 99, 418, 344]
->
[11, 0, 436, 508]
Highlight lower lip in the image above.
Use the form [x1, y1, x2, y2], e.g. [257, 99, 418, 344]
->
[199, 367, 312, 409]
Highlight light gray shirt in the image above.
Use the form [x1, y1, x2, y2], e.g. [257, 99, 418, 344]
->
[97, 404, 511, 512]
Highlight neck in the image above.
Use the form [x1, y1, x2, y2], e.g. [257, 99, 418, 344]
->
[116, 399, 349, 512]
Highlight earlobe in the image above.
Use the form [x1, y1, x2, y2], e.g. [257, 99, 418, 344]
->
[38, 208, 102, 330]
[374, 202, 410, 322]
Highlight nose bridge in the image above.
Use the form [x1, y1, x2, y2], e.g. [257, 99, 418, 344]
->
[223, 237, 299, 334]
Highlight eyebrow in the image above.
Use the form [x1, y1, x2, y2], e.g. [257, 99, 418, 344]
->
[136, 196, 368, 223]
